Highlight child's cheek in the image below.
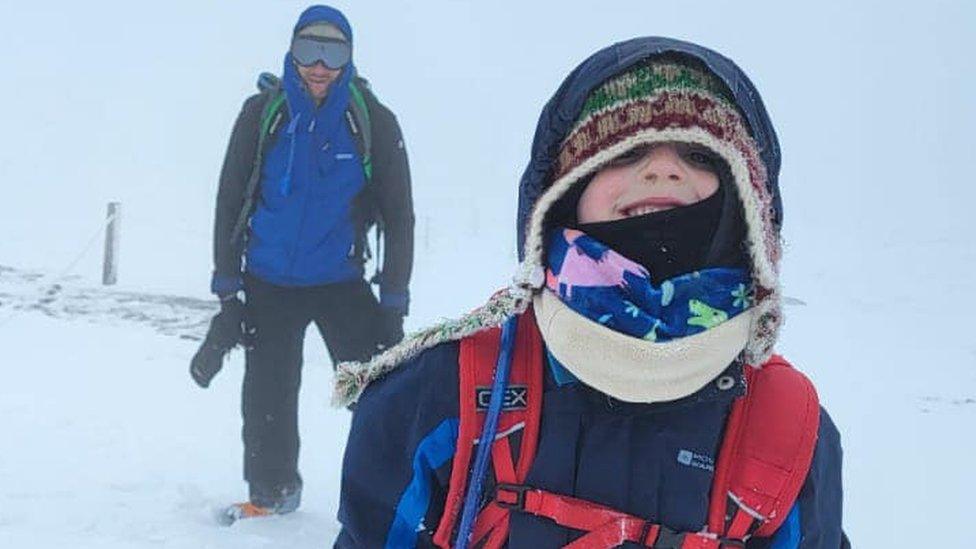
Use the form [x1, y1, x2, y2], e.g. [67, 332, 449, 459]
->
[577, 171, 624, 223]
[691, 174, 720, 201]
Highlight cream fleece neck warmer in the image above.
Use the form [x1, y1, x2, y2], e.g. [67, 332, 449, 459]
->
[533, 289, 752, 403]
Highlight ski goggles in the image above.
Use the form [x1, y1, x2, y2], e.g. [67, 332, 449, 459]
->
[290, 36, 352, 70]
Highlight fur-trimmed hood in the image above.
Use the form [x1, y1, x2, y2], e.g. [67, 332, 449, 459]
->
[334, 37, 784, 407]
[516, 36, 782, 251]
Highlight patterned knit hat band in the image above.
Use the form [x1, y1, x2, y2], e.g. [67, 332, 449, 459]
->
[557, 62, 741, 178]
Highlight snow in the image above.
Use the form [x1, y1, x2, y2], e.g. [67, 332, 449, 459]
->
[1, 0, 975, 547]
[0, 270, 351, 548]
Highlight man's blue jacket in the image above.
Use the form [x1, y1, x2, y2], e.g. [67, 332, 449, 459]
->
[211, 6, 413, 312]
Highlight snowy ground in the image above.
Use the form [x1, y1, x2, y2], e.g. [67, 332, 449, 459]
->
[2, 231, 975, 548]
[0, 266, 352, 548]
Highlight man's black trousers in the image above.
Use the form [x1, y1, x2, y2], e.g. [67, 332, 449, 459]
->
[241, 274, 383, 494]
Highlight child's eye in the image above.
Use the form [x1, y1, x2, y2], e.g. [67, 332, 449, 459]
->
[604, 146, 649, 168]
[678, 144, 719, 170]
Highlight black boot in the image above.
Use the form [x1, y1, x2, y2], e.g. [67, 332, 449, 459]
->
[249, 475, 303, 514]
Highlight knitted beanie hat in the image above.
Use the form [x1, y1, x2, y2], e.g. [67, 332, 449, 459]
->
[518, 58, 782, 364]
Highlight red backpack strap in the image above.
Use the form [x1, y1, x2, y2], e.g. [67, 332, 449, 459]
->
[708, 355, 821, 540]
[433, 309, 544, 548]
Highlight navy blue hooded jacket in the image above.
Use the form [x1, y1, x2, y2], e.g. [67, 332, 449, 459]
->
[336, 37, 847, 548]
[337, 348, 845, 548]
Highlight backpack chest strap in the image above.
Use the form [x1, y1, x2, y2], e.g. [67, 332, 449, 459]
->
[489, 484, 741, 549]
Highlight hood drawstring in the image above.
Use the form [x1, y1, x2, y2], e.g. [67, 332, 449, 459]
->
[280, 114, 302, 196]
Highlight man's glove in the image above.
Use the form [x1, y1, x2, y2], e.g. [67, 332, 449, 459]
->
[376, 306, 405, 350]
[190, 296, 245, 388]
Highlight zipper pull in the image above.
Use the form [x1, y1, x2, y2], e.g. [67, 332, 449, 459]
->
[286, 113, 301, 135]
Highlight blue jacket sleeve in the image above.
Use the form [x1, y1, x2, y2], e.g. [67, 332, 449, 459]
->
[335, 343, 460, 548]
[761, 407, 850, 549]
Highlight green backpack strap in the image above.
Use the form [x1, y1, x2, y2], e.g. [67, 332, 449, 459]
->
[230, 76, 285, 245]
[256, 72, 287, 138]
[346, 77, 373, 181]
[260, 92, 287, 137]
[346, 77, 382, 282]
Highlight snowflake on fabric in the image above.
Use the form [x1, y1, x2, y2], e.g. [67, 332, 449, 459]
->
[624, 301, 641, 318]
[643, 319, 663, 342]
[660, 280, 675, 307]
[731, 283, 753, 309]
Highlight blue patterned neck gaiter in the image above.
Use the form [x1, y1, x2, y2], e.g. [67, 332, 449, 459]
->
[546, 228, 753, 344]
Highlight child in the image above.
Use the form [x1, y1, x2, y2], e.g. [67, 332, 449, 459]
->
[334, 37, 847, 548]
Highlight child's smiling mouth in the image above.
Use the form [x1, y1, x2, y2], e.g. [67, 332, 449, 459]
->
[618, 195, 689, 217]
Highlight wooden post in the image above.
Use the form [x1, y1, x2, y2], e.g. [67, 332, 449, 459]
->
[102, 202, 121, 285]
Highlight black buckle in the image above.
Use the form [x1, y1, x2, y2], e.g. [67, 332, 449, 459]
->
[638, 521, 656, 545]
[652, 526, 686, 548]
[717, 538, 746, 548]
[494, 483, 530, 510]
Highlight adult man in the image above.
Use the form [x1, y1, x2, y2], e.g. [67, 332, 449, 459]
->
[191, 5, 414, 521]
